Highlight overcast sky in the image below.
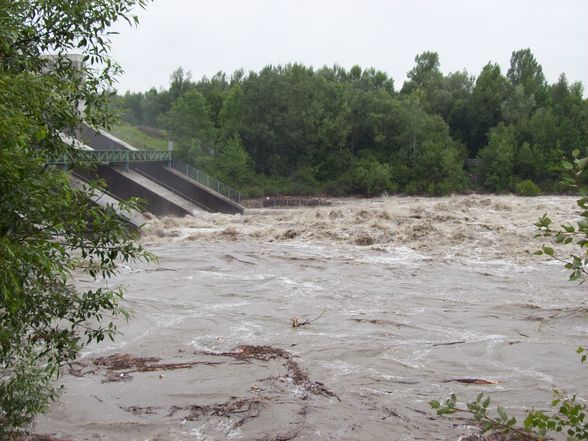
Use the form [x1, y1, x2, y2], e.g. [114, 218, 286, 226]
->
[110, 0, 588, 94]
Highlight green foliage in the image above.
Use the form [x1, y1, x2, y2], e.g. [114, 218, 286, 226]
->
[515, 179, 541, 196]
[507, 48, 548, 106]
[524, 390, 588, 440]
[109, 123, 169, 151]
[469, 63, 510, 155]
[477, 124, 516, 192]
[431, 393, 529, 438]
[159, 88, 215, 146]
[535, 150, 588, 282]
[213, 134, 256, 188]
[431, 153, 588, 439]
[431, 381, 588, 439]
[218, 83, 245, 140]
[350, 156, 395, 196]
[408, 138, 467, 195]
[287, 166, 321, 196]
[113, 48, 588, 197]
[155, 87, 218, 172]
[0, 0, 154, 432]
[169, 67, 195, 102]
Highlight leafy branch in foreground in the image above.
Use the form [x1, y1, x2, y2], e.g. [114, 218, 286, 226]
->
[430, 393, 528, 439]
[431, 153, 588, 440]
[431, 382, 588, 440]
[534, 150, 588, 283]
[1, 0, 154, 433]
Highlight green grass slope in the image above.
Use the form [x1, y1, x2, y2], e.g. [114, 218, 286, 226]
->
[108, 123, 169, 151]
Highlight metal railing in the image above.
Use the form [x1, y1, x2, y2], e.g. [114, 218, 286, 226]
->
[49, 150, 172, 164]
[133, 167, 210, 212]
[49, 150, 244, 205]
[170, 160, 244, 204]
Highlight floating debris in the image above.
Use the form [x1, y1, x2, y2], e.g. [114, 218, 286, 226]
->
[443, 378, 499, 385]
[69, 353, 222, 383]
[197, 345, 339, 400]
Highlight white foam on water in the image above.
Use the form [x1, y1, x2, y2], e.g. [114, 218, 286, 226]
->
[141, 194, 580, 267]
[187, 427, 207, 441]
[34, 195, 588, 440]
[189, 336, 230, 353]
[356, 246, 427, 265]
[277, 276, 324, 292]
[318, 359, 358, 375]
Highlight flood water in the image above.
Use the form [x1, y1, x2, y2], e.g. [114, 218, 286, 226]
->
[32, 195, 587, 441]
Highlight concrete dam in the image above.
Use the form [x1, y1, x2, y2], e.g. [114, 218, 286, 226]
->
[69, 125, 244, 226]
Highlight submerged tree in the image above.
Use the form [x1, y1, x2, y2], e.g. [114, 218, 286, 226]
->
[0, 0, 154, 431]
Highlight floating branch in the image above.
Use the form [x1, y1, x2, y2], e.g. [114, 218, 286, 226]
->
[291, 310, 326, 328]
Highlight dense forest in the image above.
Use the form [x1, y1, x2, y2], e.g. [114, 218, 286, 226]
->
[112, 49, 588, 197]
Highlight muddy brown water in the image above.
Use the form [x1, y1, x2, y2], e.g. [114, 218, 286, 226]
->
[31, 195, 586, 440]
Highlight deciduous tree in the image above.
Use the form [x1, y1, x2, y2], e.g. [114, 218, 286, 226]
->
[0, 0, 153, 431]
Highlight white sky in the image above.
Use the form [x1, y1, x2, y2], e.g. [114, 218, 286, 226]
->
[110, 0, 588, 94]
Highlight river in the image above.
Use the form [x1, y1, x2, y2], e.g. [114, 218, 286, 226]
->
[32, 195, 586, 441]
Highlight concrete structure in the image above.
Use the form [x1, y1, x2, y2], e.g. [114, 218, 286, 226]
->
[76, 124, 139, 152]
[74, 124, 244, 216]
[69, 174, 149, 228]
[75, 164, 201, 217]
[135, 163, 243, 215]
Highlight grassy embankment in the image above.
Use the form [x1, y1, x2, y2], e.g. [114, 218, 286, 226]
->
[108, 123, 169, 151]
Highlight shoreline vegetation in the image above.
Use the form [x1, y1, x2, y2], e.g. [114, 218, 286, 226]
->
[111, 50, 587, 199]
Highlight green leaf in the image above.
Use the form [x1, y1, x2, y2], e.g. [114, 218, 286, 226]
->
[562, 160, 574, 170]
[482, 396, 491, 409]
[481, 421, 494, 434]
[562, 224, 576, 233]
[497, 405, 508, 422]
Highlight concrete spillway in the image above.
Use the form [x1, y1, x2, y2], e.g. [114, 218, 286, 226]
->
[75, 164, 201, 218]
[117, 168, 205, 215]
[69, 174, 149, 228]
[74, 124, 244, 216]
[135, 163, 243, 215]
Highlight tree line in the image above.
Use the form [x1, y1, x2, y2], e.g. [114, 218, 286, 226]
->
[113, 49, 588, 197]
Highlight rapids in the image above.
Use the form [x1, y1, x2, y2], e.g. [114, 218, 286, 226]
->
[32, 195, 586, 440]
